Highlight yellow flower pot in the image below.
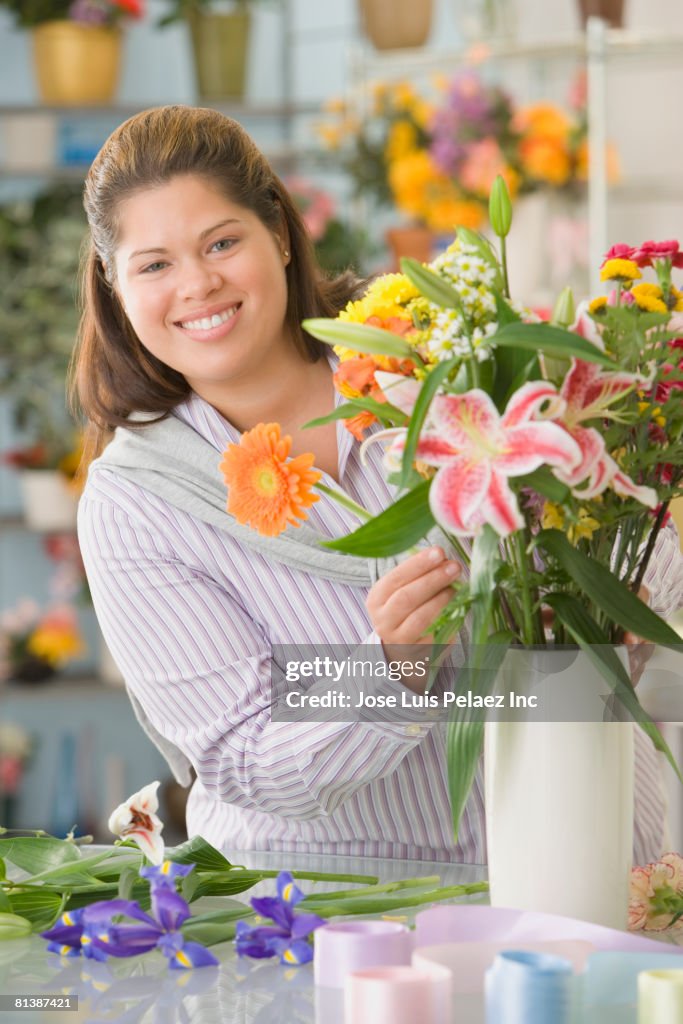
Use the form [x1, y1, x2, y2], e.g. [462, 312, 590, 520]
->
[32, 21, 122, 106]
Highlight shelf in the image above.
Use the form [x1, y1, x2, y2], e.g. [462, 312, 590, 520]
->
[349, 28, 683, 80]
[0, 101, 322, 119]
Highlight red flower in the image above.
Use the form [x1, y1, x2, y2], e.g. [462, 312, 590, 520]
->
[112, 0, 145, 17]
[1, 443, 48, 469]
[631, 240, 683, 269]
[601, 243, 635, 266]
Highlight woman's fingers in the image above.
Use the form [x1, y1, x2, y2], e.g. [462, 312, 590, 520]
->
[367, 547, 462, 646]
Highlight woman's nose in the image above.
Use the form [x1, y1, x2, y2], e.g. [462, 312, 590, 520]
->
[178, 260, 223, 300]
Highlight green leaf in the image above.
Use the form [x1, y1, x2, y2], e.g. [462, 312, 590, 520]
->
[0, 836, 80, 875]
[117, 865, 138, 902]
[303, 396, 408, 429]
[447, 625, 511, 841]
[0, 912, 32, 940]
[303, 318, 421, 363]
[400, 258, 466, 315]
[516, 467, 570, 503]
[166, 836, 233, 872]
[492, 322, 617, 367]
[7, 890, 65, 932]
[537, 529, 683, 646]
[181, 904, 253, 947]
[399, 356, 456, 490]
[470, 526, 503, 646]
[545, 592, 682, 781]
[322, 480, 435, 557]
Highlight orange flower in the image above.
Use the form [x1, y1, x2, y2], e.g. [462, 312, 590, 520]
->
[519, 136, 571, 186]
[333, 354, 416, 439]
[220, 424, 321, 537]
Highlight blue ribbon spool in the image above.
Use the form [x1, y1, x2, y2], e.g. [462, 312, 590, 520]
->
[485, 950, 576, 1024]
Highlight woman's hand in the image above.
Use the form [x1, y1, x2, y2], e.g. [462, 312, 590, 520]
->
[367, 547, 461, 648]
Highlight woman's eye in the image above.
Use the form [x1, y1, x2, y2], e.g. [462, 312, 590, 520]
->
[212, 238, 237, 252]
[141, 261, 167, 273]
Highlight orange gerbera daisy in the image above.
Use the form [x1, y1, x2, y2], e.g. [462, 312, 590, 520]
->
[220, 423, 321, 537]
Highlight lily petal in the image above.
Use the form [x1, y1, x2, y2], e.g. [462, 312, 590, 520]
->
[495, 422, 582, 477]
[612, 470, 658, 508]
[481, 471, 525, 537]
[429, 458, 491, 536]
[431, 389, 502, 452]
[502, 381, 564, 427]
[554, 425, 604, 487]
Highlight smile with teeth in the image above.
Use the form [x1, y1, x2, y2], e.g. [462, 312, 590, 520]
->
[179, 305, 239, 331]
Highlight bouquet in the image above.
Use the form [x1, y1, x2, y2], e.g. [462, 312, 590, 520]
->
[221, 177, 683, 835]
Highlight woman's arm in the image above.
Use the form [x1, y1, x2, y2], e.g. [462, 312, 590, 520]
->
[78, 492, 436, 822]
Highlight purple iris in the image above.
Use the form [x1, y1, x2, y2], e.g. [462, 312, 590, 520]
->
[41, 863, 218, 971]
[235, 871, 324, 966]
[139, 861, 194, 891]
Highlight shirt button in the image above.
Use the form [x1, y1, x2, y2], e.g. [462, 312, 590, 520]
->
[404, 724, 423, 737]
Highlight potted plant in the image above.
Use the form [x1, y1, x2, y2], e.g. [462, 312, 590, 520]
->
[0, 184, 86, 530]
[158, 0, 267, 101]
[0, 0, 144, 105]
[0, 598, 85, 685]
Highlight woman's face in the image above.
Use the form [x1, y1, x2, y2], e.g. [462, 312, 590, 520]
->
[112, 174, 291, 397]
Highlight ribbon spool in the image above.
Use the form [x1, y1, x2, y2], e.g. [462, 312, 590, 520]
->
[345, 964, 452, 1024]
[638, 969, 683, 1023]
[314, 920, 412, 989]
[485, 950, 576, 1024]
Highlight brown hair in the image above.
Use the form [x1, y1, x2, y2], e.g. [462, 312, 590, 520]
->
[71, 104, 361, 458]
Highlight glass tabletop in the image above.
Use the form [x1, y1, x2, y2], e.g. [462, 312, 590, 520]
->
[0, 850, 486, 1024]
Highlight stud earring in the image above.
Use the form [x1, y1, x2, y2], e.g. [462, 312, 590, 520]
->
[283, 249, 290, 259]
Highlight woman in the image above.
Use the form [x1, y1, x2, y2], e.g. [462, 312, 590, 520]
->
[75, 105, 679, 864]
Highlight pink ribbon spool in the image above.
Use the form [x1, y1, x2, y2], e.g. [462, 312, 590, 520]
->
[345, 964, 452, 1024]
[314, 920, 413, 989]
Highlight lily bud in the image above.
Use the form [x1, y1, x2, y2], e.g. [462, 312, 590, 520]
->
[552, 286, 576, 328]
[0, 913, 32, 940]
[489, 175, 512, 239]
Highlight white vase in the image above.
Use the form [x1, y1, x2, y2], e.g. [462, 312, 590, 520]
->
[19, 469, 78, 532]
[484, 647, 634, 929]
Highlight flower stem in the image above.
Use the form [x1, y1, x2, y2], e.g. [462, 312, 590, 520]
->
[305, 881, 489, 918]
[315, 483, 372, 522]
[500, 237, 511, 299]
[300, 875, 441, 902]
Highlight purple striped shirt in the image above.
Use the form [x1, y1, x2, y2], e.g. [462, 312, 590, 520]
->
[78, 390, 681, 864]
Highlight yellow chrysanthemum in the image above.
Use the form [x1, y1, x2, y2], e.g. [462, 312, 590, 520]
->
[631, 282, 668, 314]
[589, 296, 609, 315]
[670, 285, 683, 312]
[220, 424, 321, 537]
[600, 259, 641, 284]
[365, 272, 420, 307]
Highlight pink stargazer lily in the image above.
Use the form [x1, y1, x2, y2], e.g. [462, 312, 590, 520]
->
[108, 781, 164, 864]
[553, 359, 658, 507]
[373, 375, 582, 537]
